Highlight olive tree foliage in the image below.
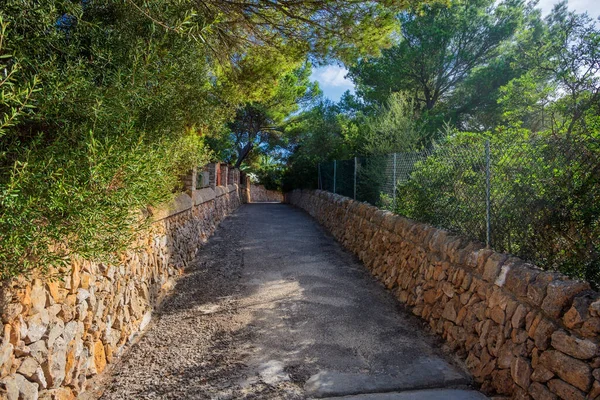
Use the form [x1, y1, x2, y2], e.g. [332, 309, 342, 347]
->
[0, 18, 39, 141]
[0, 1, 219, 277]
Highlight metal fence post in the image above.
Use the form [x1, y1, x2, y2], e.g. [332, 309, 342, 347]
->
[392, 153, 397, 210]
[333, 160, 337, 194]
[318, 163, 322, 190]
[354, 157, 357, 200]
[485, 140, 491, 248]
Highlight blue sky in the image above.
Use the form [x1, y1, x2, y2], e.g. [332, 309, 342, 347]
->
[310, 65, 354, 102]
[310, 0, 600, 103]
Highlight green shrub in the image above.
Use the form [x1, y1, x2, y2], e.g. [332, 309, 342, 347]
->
[0, 2, 215, 278]
[395, 129, 600, 286]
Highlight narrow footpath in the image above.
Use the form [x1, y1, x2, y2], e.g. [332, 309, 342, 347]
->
[94, 204, 487, 400]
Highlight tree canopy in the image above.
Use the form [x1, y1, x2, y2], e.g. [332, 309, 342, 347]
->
[347, 0, 529, 132]
[0, 0, 410, 277]
[228, 65, 318, 168]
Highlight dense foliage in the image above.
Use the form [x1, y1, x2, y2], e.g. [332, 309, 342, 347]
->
[347, 0, 533, 133]
[393, 130, 600, 286]
[3, 0, 598, 286]
[0, 2, 218, 277]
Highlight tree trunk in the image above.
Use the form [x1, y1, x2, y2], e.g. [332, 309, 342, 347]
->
[235, 142, 253, 168]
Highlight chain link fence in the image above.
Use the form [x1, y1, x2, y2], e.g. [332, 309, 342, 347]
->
[318, 134, 600, 286]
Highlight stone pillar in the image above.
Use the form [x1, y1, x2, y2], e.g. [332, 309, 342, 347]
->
[198, 165, 210, 188]
[181, 167, 197, 195]
[207, 163, 218, 189]
[216, 163, 222, 186]
[220, 164, 229, 186]
[245, 175, 251, 203]
[228, 167, 236, 186]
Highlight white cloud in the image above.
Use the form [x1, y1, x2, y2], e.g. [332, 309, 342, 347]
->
[312, 65, 354, 88]
[537, 0, 600, 18]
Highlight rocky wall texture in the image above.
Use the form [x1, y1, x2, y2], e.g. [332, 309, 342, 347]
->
[0, 186, 241, 400]
[249, 185, 283, 203]
[288, 189, 600, 400]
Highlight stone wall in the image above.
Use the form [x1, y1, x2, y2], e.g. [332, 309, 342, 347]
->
[288, 189, 600, 400]
[249, 185, 283, 203]
[0, 185, 242, 400]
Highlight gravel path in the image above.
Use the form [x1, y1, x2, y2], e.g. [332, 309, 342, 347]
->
[91, 204, 482, 400]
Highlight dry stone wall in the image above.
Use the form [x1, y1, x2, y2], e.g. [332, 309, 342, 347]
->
[288, 189, 600, 400]
[0, 185, 242, 400]
[249, 185, 283, 203]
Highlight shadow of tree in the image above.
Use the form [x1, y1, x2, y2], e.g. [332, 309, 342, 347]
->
[99, 204, 471, 400]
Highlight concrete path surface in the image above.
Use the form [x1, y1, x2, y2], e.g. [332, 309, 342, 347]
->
[95, 204, 486, 399]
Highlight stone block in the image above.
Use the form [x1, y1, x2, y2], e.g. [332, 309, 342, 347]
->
[551, 330, 597, 360]
[481, 253, 508, 283]
[471, 248, 494, 271]
[491, 368, 515, 394]
[547, 379, 585, 400]
[511, 356, 532, 389]
[580, 317, 600, 338]
[423, 289, 438, 305]
[39, 388, 76, 400]
[214, 186, 227, 197]
[541, 280, 590, 320]
[3, 373, 39, 400]
[442, 299, 460, 323]
[149, 192, 193, 221]
[381, 212, 397, 232]
[531, 318, 556, 351]
[527, 273, 558, 308]
[94, 341, 107, 374]
[30, 280, 46, 315]
[192, 188, 216, 205]
[590, 380, 600, 399]
[528, 382, 557, 400]
[539, 350, 592, 392]
[504, 264, 541, 299]
[370, 209, 386, 226]
[428, 230, 448, 254]
[25, 311, 49, 344]
[531, 365, 554, 383]
[512, 304, 529, 330]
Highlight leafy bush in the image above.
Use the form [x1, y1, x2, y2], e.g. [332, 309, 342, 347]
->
[395, 133, 487, 241]
[0, 2, 214, 278]
[395, 130, 600, 286]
